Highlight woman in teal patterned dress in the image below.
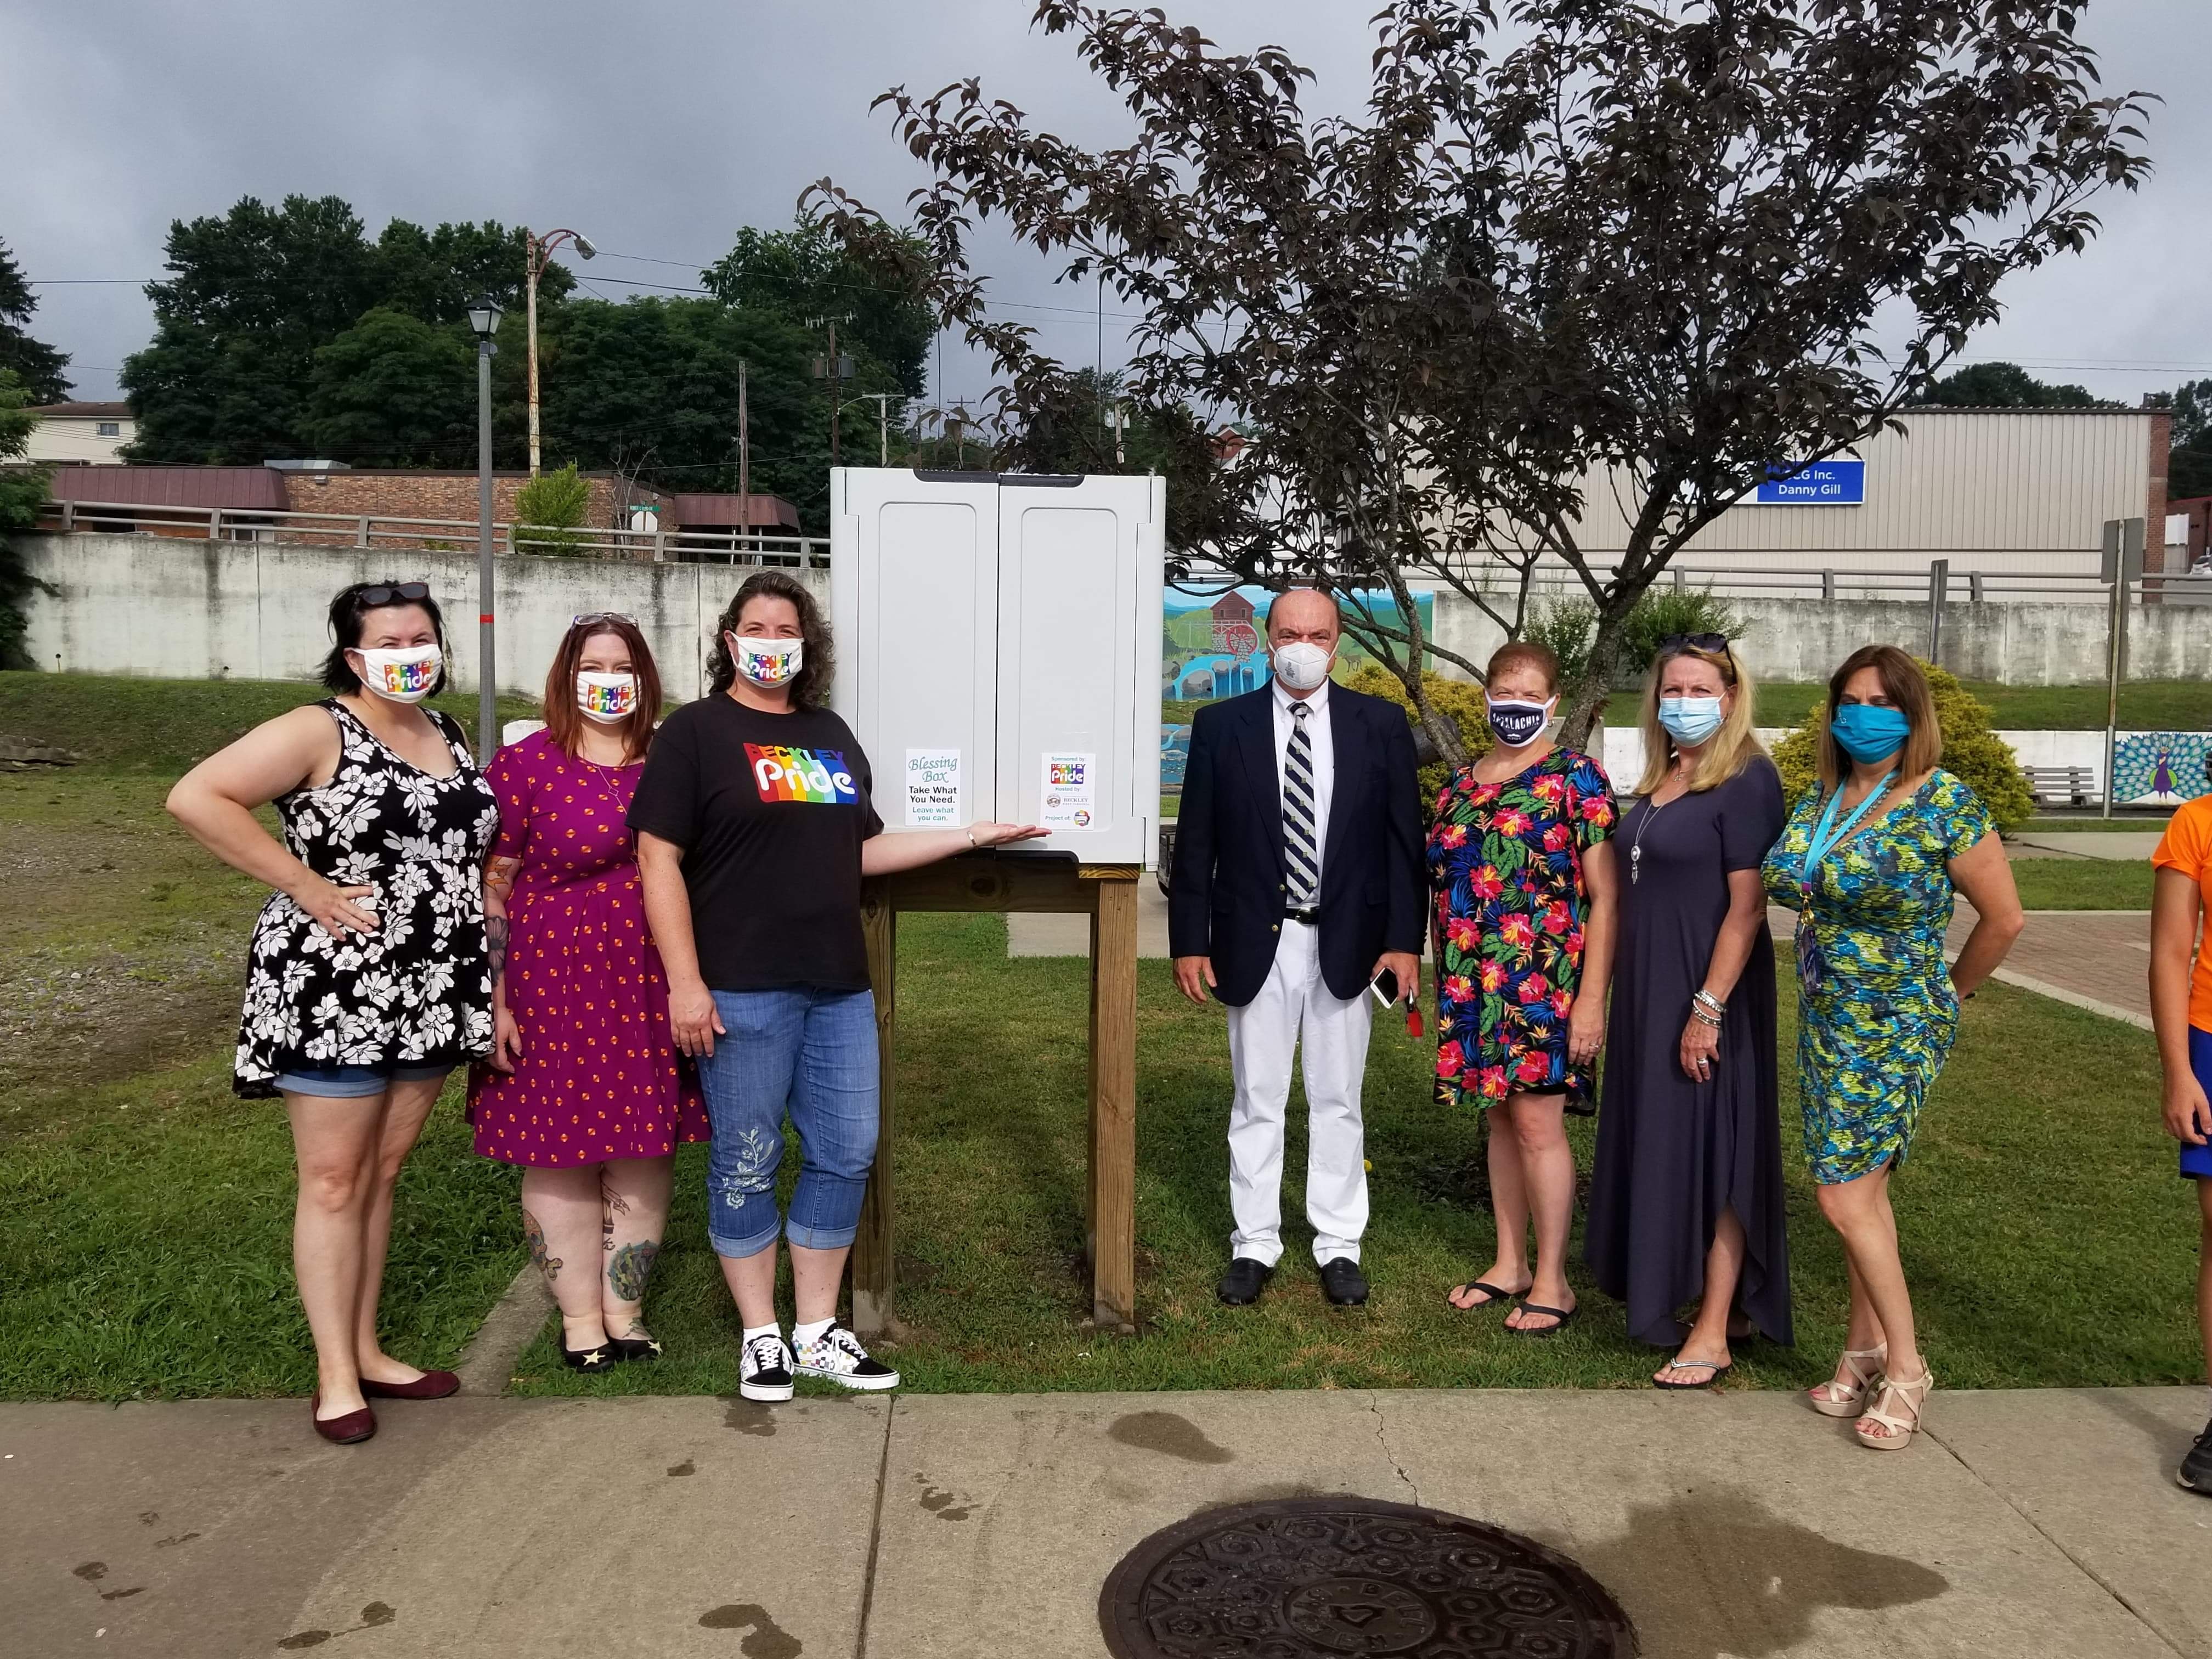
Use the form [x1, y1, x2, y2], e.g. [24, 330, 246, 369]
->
[1762, 646, 2022, 1452]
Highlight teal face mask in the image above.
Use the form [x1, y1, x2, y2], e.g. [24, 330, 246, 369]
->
[1831, 702, 1912, 764]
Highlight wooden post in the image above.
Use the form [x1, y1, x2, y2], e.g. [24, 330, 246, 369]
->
[853, 892, 898, 1339]
[1087, 871, 1139, 1332]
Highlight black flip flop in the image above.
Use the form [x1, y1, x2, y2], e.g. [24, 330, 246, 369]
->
[1508, 1301, 1577, 1338]
[1447, 1280, 1521, 1313]
[1653, 1358, 1732, 1390]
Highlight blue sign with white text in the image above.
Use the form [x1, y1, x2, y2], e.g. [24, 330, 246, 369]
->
[1755, 459, 1865, 505]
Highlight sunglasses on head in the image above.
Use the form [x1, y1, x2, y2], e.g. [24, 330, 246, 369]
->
[357, 582, 430, 607]
[571, 612, 639, 629]
[1660, 633, 1730, 654]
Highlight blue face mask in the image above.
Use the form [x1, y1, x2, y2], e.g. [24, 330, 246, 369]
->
[1656, 696, 1725, 746]
[1831, 702, 1912, 764]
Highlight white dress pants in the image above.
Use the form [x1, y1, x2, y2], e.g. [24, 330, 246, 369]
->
[1224, 918, 1374, 1267]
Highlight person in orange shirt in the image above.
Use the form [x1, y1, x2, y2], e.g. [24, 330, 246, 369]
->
[2151, 764, 2212, 1496]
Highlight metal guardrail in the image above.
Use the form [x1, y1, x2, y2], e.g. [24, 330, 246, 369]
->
[36, 497, 831, 568]
[1485, 560, 2164, 603]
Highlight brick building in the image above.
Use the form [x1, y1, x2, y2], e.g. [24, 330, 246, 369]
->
[43, 464, 799, 557]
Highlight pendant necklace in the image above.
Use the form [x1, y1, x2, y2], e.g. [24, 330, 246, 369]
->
[1629, 759, 1689, 885]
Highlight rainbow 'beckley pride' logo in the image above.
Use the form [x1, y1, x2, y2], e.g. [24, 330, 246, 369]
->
[375, 657, 439, 696]
[578, 679, 636, 719]
[747, 744, 859, 805]
[1050, 759, 1088, 787]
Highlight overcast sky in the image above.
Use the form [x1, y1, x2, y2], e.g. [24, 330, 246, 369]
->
[5, 1, 2205, 410]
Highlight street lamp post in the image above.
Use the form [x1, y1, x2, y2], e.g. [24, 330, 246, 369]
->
[521, 228, 596, 478]
[468, 295, 504, 758]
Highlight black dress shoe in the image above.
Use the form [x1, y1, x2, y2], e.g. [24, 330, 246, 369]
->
[1216, 1257, 1274, 1305]
[606, 1331, 663, 1363]
[1319, 1257, 1370, 1306]
[560, 1339, 614, 1371]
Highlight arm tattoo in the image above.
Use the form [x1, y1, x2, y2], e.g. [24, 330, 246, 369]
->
[523, 1209, 562, 1281]
[484, 855, 522, 907]
[486, 914, 509, 990]
[607, 1240, 660, 1304]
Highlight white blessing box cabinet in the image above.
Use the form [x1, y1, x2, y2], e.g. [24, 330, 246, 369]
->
[831, 467, 1166, 866]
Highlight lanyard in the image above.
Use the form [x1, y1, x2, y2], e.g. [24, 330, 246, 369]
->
[1801, 772, 1895, 895]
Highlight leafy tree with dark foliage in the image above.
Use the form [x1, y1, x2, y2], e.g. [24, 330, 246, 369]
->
[0, 370, 54, 669]
[0, 240, 71, 405]
[122, 196, 566, 464]
[810, 1, 2151, 759]
[700, 216, 936, 397]
[2147, 379, 2212, 503]
[1906, 360, 2108, 408]
[996, 368, 1237, 552]
[304, 308, 476, 467]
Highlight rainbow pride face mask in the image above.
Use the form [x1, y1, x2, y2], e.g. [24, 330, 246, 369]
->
[355, 644, 442, 704]
[727, 632, 803, 689]
[575, 672, 639, 724]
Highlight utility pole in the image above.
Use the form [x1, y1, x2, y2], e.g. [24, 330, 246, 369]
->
[737, 359, 750, 559]
[467, 296, 504, 757]
[521, 227, 596, 479]
[810, 314, 855, 469]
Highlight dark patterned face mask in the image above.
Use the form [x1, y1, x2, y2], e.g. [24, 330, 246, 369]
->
[1485, 697, 1555, 749]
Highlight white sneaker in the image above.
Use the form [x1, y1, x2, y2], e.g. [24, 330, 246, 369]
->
[738, 1331, 794, 1402]
[793, 1321, 901, 1391]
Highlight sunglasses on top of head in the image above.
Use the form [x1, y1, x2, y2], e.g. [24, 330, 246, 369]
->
[357, 582, 431, 607]
[1660, 632, 1730, 654]
[571, 612, 639, 629]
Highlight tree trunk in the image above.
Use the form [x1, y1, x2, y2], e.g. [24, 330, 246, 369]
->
[1558, 601, 1633, 752]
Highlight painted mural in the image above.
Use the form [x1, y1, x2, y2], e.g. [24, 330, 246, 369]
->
[2114, 732, 2212, 805]
[1159, 585, 1432, 800]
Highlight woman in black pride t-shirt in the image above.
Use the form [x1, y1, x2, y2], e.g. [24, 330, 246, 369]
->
[630, 571, 1042, 1402]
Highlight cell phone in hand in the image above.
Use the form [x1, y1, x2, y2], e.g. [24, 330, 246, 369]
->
[1368, 967, 1401, 1008]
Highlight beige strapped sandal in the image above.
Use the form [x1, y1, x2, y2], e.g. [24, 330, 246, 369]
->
[1808, 1343, 1886, 1419]
[1855, 1367, 1934, 1451]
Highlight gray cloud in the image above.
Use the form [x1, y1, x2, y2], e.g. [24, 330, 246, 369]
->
[5, 1, 2203, 407]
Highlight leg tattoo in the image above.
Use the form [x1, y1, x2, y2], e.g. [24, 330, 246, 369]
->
[523, 1209, 563, 1280]
[607, 1239, 659, 1304]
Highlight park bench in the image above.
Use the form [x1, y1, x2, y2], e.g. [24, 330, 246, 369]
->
[2020, 764, 2101, 807]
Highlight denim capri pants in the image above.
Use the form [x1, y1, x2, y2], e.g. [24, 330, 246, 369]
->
[696, 986, 879, 1259]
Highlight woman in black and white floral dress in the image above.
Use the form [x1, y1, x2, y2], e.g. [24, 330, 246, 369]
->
[169, 580, 499, 1444]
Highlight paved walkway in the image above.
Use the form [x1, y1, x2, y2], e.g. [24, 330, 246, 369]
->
[6, 1386, 2207, 1658]
[2008, 831, 2167, 861]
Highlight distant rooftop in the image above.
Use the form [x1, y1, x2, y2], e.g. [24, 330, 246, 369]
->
[29, 402, 132, 419]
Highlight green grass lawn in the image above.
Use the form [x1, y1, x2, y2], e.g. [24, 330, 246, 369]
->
[0, 672, 2198, 1402]
[2008, 858, 2154, 910]
[507, 911, 2199, 1399]
[1603, 679, 2212, 733]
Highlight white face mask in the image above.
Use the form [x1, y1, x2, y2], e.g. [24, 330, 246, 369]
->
[1271, 639, 1334, 692]
[354, 644, 442, 704]
[727, 631, 803, 689]
[575, 672, 639, 724]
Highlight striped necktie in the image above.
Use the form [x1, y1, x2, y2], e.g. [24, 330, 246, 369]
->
[1283, 700, 1319, 907]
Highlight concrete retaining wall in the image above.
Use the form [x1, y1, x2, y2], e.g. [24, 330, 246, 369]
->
[15, 530, 2209, 697]
[18, 532, 828, 699]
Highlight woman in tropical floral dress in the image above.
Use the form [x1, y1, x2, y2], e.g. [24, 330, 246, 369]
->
[1427, 641, 1618, 1336]
[1763, 645, 2022, 1451]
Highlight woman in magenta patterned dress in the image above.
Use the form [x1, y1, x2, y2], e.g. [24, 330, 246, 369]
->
[470, 615, 707, 1370]
[1426, 641, 1619, 1336]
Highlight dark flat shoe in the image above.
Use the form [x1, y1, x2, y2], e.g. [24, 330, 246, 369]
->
[1654, 1358, 1732, 1390]
[1216, 1257, 1274, 1306]
[607, 1333, 663, 1363]
[311, 1391, 376, 1445]
[360, 1369, 460, 1400]
[1508, 1301, 1577, 1338]
[1319, 1258, 1369, 1307]
[561, 1340, 614, 1372]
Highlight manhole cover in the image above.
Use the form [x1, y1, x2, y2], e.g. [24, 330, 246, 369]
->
[1100, 1496, 1636, 1658]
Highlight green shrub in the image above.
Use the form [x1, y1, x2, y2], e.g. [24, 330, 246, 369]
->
[1344, 664, 1489, 815]
[1526, 586, 1749, 691]
[512, 462, 592, 556]
[1771, 659, 2034, 831]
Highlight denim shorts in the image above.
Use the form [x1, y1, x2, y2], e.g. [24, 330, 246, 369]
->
[695, 986, 879, 1259]
[275, 1062, 453, 1099]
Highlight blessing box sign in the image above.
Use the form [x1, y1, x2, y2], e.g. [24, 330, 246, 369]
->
[905, 749, 963, 826]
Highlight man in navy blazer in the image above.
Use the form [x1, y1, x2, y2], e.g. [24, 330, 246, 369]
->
[1169, 589, 1425, 1306]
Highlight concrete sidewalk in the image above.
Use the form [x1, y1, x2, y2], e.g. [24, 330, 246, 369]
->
[7, 1385, 2207, 1658]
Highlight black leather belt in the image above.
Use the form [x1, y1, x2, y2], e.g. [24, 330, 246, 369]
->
[1284, 908, 1321, 926]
